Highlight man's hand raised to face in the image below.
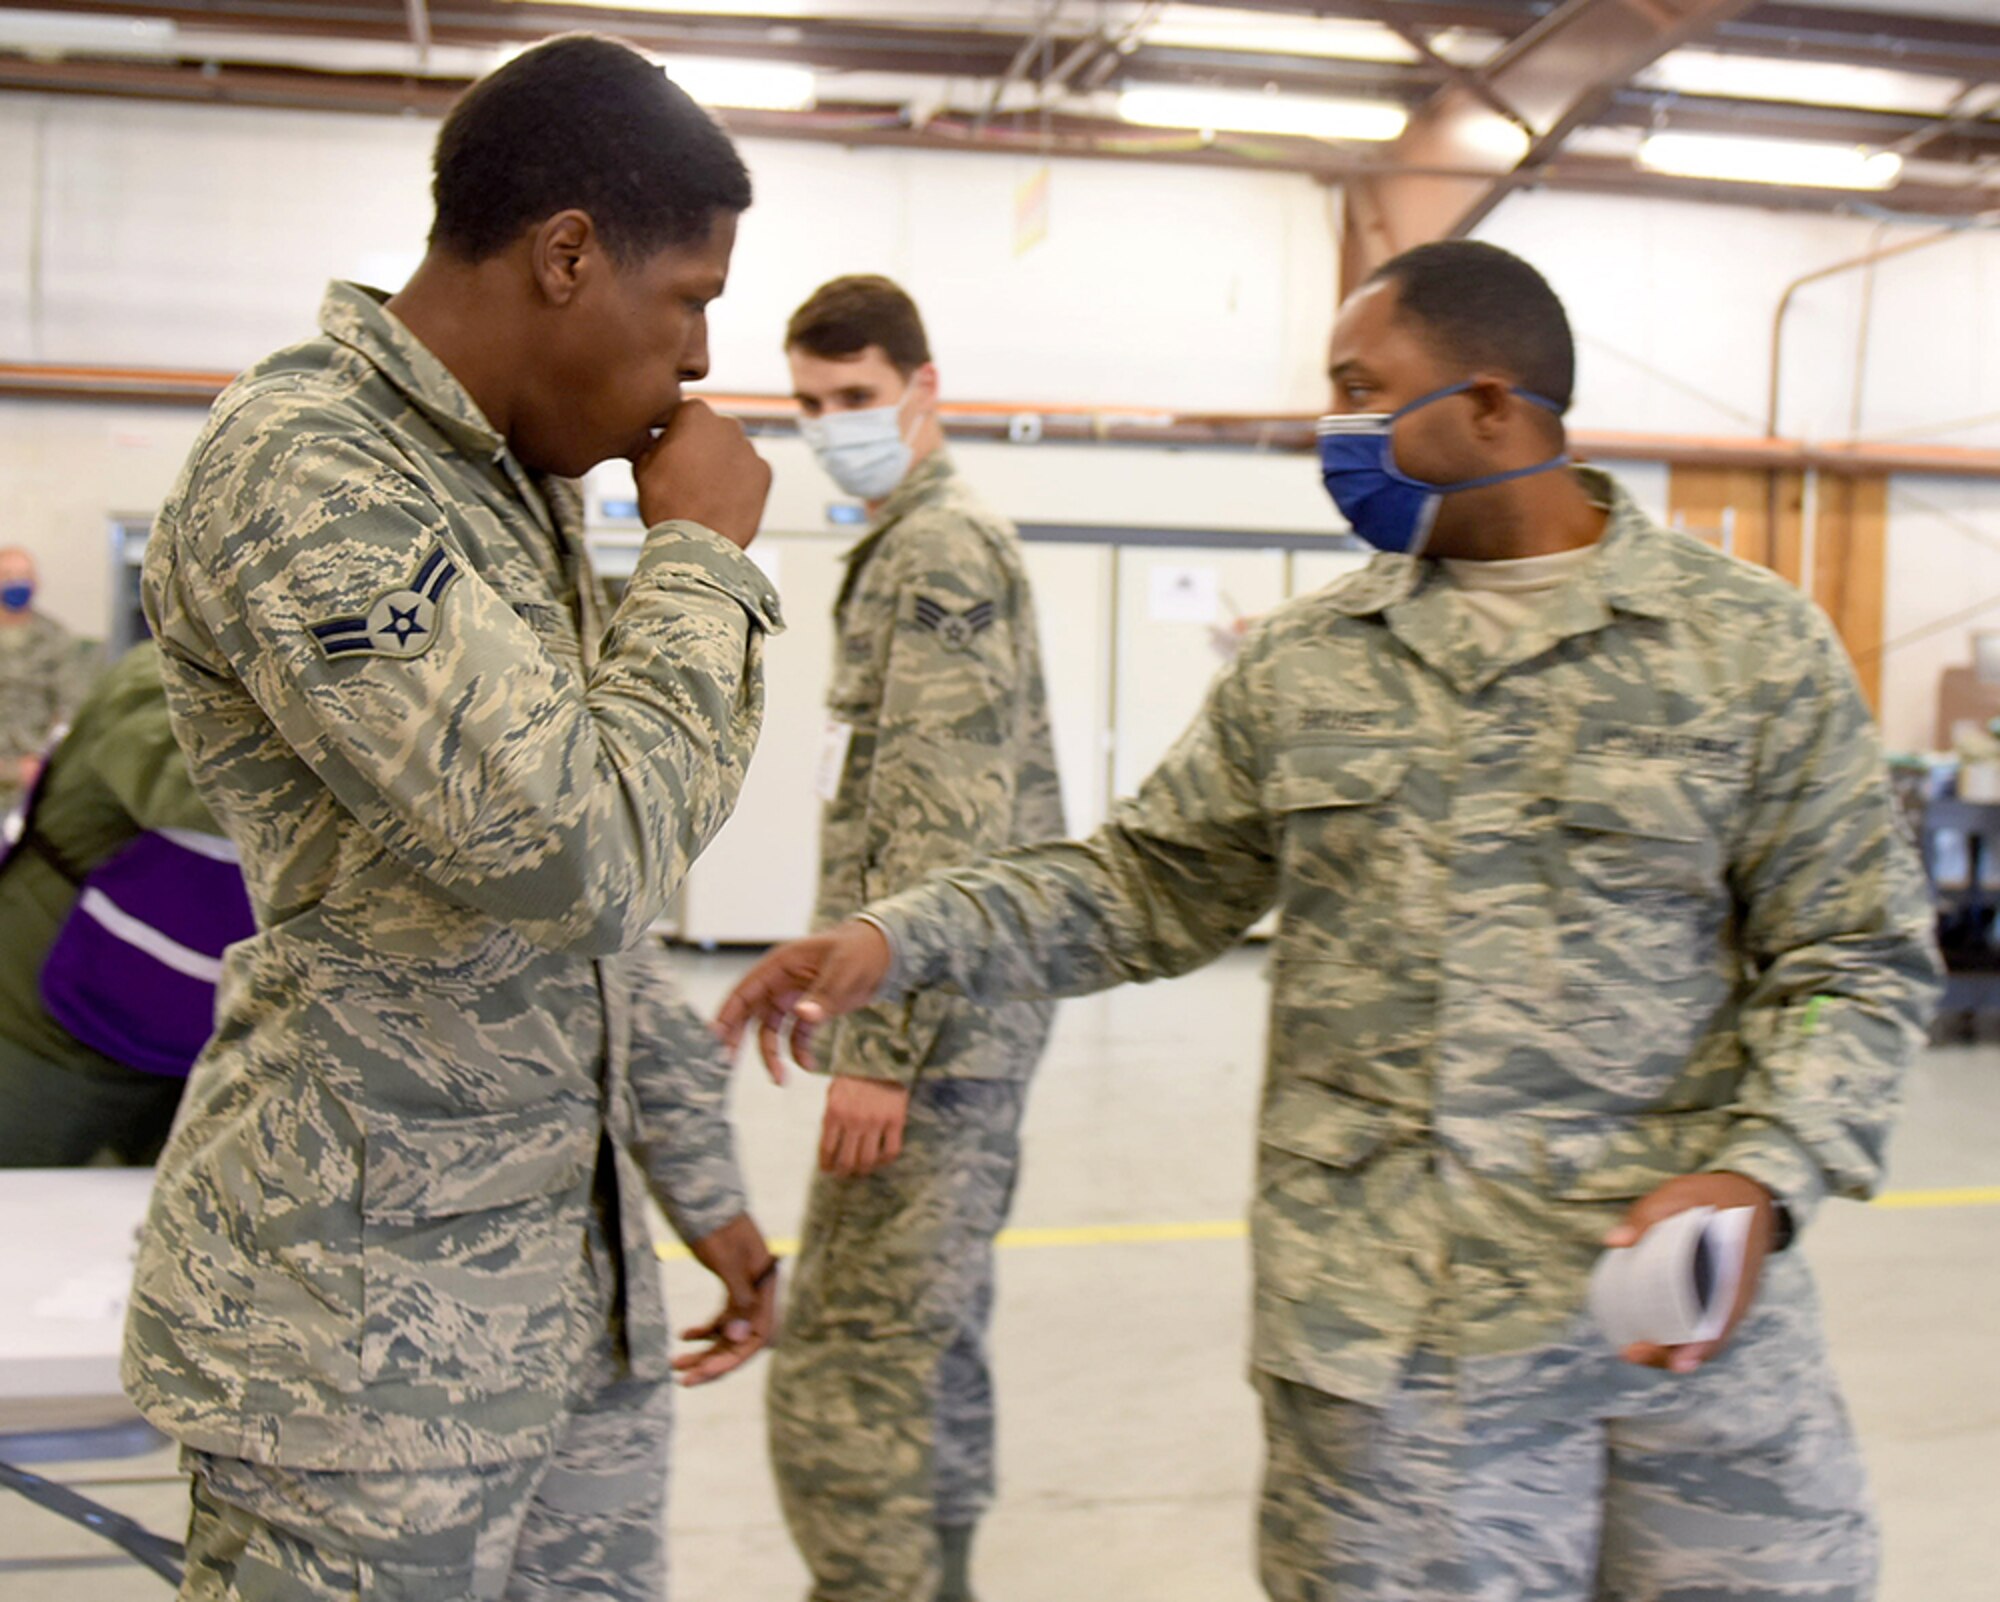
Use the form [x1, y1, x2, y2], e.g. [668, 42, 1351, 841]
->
[634, 398, 771, 550]
[714, 920, 894, 1083]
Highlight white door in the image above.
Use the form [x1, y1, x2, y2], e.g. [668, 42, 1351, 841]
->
[1023, 542, 1115, 838]
[679, 535, 845, 945]
[1110, 545, 1289, 800]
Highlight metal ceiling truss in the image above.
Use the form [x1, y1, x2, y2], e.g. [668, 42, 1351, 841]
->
[1, 0, 1996, 232]
[1341, 0, 1767, 289]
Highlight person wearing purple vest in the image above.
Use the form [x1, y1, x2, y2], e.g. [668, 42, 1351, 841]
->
[0, 641, 250, 1165]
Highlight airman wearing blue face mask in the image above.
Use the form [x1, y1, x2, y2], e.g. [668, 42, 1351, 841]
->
[723, 241, 1938, 1602]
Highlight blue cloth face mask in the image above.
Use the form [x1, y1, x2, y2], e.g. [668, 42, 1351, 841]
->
[1316, 382, 1568, 555]
[800, 397, 919, 501]
[0, 583, 32, 613]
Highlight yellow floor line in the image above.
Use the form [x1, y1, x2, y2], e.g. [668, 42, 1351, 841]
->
[1867, 1184, 2000, 1210]
[655, 1185, 1996, 1261]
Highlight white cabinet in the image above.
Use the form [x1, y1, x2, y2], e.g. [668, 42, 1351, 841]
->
[1109, 545, 1289, 798]
[589, 516, 1360, 947]
[1024, 542, 1116, 838]
[670, 533, 1119, 946]
[677, 534, 846, 946]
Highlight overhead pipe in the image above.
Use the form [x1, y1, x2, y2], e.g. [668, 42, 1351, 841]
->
[10, 363, 2000, 481]
[1764, 219, 1995, 581]
[1764, 224, 1977, 441]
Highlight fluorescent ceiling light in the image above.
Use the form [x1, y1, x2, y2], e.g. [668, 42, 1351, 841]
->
[501, 1, 1033, 18]
[494, 41, 814, 110]
[1142, 8, 1417, 64]
[1638, 131, 1902, 190]
[1426, 28, 1503, 67]
[662, 56, 815, 111]
[1118, 86, 1406, 142]
[502, 0, 822, 13]
[0, 8, 174, 55]
[1640, 48, 1967, 117]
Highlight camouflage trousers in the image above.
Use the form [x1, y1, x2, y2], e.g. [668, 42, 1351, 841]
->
[177, 1317, 672, 1601]
[768, 1078, 1029, 1602]
[1256, 1266, 1877, 1602]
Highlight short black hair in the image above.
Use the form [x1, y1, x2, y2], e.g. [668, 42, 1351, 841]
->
[430, 34, 752, 265]
[786, 275, 932, 373]
[1368, 240, 1575, 413]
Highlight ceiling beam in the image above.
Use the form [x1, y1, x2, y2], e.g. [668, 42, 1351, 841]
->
[1600, 89, 2000, 163]
[1340, 0, 1760, 295]
[17, 0, 2000, 84]
[1, 48, 1990, 223]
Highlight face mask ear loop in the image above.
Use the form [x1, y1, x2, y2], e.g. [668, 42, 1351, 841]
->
[1443, 390, 1572, 492]
[897, 376, 933, 457]
[1378, 380, 1474, 491]
[1381, 383, 1570, 495]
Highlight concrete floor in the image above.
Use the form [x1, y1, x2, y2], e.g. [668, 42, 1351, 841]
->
[2, 947, 1995, 1600]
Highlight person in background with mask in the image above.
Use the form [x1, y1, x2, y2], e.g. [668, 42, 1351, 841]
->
[0, 546, 101, 817]
[774, 274, 1064, 1602]
[724, 242, 1940, 1602]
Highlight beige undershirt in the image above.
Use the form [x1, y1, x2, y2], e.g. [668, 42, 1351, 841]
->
[1438, 543, 1599, 654]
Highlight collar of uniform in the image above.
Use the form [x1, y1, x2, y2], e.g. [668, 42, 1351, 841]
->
[841, 449, 958, 569]
[872, 448, 956, 531]
[318, 281, 506, 460]
[1321, 466, 1684, 623]
[1579, 467, 1687, 622]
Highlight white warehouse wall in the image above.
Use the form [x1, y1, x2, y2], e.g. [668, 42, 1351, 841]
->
[0, 93, 1336, 409]
[4, 91, 1999, 752]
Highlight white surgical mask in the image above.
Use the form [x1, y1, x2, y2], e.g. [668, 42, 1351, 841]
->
[800, 393, 921, 501]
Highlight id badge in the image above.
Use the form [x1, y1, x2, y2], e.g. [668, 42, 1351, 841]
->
[815, 719, 855, 803]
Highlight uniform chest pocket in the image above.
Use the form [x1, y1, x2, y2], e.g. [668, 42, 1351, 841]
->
[1556, 756, 1729, 1004]
[1558, 757, 1719, 898]
[1264, 741, 1422, 961]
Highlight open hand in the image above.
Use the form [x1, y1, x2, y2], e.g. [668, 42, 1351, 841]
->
[715, 920, 894, 1082]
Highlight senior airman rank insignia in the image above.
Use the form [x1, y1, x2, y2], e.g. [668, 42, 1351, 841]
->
[913, 594, 995, 653]
[310, 545, 460, 661]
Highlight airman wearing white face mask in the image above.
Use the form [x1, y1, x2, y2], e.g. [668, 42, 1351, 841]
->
[774, 276, 1065, 1602]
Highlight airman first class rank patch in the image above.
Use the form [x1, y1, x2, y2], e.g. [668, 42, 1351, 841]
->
[310, 545, 460, 661]
[913, 594, 996, 653]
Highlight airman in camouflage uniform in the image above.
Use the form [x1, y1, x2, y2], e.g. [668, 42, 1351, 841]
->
[775, 278, 1064, 1602]
[723, 243, 1942, 1601]
[127, 36, 785, 1600]
[0, 546, 101, 814]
